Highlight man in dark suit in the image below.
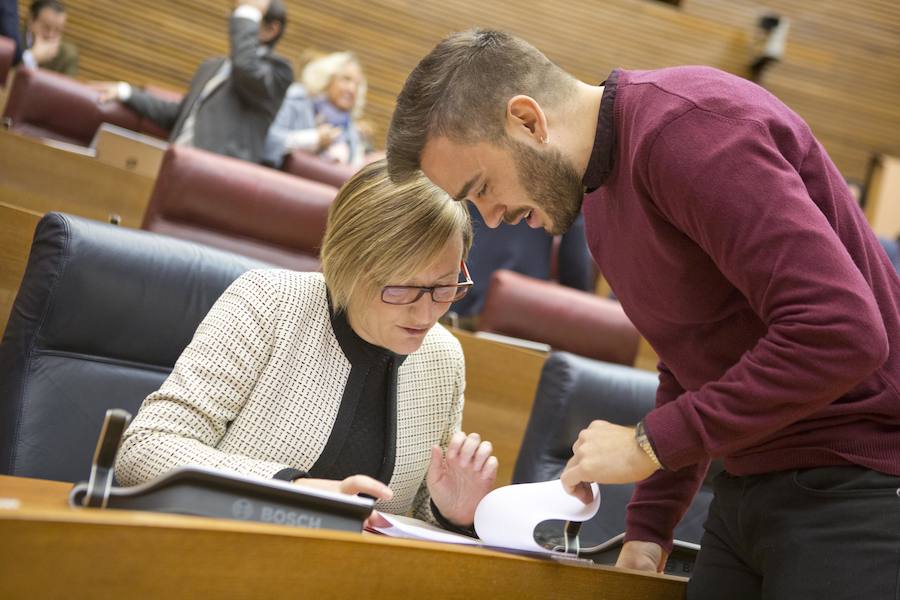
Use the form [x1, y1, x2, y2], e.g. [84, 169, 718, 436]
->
[98, 0, 293, 164]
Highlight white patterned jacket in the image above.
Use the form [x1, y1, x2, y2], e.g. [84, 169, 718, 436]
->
[115, 269, 466, 521]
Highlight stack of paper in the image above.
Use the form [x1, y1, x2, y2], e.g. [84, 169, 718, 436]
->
[370, 479, 601, 554]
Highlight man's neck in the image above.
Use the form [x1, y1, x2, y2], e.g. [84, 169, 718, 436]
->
[567, 81, 606, 180]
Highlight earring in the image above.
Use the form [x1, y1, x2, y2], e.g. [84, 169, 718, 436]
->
[542, 135, 550, 144]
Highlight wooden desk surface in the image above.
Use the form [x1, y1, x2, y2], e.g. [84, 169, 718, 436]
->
[0, 475, 685, 599]
[0, 129, 155, 229]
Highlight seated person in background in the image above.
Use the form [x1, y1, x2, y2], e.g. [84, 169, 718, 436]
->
[264, 51, 368, 168]
[96, 0, 292, 164]
[450, 204, 594, 327]
[115, 159, 498, 532]
[21, 0, 78, 76]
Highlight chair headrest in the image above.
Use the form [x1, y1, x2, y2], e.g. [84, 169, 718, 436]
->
[3, 68, 144, 145]
[282, 150, 357, 188]
[0, 35, 15, 86]
[5, 212, 270, 369]
[479, 270, 641, 365]
[144, 146, 337, 254]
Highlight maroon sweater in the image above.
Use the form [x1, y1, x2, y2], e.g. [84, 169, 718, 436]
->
[582, 67, 900, 551]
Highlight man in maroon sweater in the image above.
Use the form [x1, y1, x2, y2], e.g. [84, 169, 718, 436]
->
[386, 29, 900, 598]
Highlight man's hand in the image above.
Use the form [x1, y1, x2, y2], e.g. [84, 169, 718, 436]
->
[88, 81, 121, 104]
[560, 420, 659, 501]
[427, 431, 498, 527]
[31, 36, 60, 64]
[616, 540, 669, 573]
[236, 0, 271, 12]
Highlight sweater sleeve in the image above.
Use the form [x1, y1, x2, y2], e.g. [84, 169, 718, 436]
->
[625, 361, 709, 552]
[115, 269, 297, 485]
[642, 108, 889, 472]
[229, 14, 293, 116]
[125, 87, 185, 133]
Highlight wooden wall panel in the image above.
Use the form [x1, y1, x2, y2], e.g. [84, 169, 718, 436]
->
[21, 0, 900, 181]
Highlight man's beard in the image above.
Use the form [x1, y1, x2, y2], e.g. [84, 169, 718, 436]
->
[508, 137, 584, 235]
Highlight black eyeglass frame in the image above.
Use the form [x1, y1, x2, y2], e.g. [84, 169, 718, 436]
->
[380, 261, 474, 305]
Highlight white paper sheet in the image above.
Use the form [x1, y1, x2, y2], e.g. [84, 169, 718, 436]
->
[474, 479, 601, 553]
[373, 479, 600, 554]
[371, 513, 481, 545]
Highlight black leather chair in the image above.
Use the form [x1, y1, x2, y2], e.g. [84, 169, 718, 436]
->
[513, 351, 718, 559]
[0, 213, 269, 482]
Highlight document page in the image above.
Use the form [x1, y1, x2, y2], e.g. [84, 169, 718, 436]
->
[372, 479, 600, 554]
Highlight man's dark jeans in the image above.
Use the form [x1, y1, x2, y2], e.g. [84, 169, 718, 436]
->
[687, 466, 900, 599]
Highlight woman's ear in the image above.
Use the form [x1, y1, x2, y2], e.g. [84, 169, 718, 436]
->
[505, 95, 549, 144]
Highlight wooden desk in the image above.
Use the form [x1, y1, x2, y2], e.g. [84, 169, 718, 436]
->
[0, 475, 686, 599]
[92, 123, 168, 179]
[0, 129, 155, 228]
[451, 329, 547, 486]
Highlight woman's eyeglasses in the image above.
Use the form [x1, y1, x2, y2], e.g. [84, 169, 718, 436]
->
[381, 262, 474, 305]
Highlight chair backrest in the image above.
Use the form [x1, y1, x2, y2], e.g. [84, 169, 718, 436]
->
[0, 36, 15, 88]
[281, 150, 358, 189]
[0, 212, 269, 482]
[2, 68, 169, 146]
[478, 269, 640, 366]
[143, 146, 338, 271]
[513, 351, 716, 547]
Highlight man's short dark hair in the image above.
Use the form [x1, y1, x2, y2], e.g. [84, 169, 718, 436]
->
[30, 0, 65, 19]
[386, 29, 575, 182]
[262, 0, 287, 47]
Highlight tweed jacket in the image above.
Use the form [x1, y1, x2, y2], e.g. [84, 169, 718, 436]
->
[115, 269, 466, 521]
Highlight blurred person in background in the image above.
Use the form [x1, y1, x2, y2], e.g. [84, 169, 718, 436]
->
[264, 51, 370, 168]
[96, 0, 292, 164]
[21, 0, 78, 76]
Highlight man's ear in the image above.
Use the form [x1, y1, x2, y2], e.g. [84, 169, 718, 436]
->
[505, 95, 549, 144]
[260, 21, 282, 43]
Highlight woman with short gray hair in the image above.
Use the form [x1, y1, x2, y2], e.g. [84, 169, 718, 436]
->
[263, 51, 369, 167]
[116, 159, 496, 532]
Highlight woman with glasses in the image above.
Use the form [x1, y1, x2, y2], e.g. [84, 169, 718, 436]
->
[116, 159, 496, 533]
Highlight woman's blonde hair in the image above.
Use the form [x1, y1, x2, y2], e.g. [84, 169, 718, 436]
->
[321, 159, 472, 313]
[301, 51, 367, 118]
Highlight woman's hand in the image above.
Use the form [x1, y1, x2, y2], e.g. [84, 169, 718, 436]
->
[427, 431, 498, 527]
[316, 124, 341, 151]
[293, 474, 393, 528]
[292, 474, 393, 500]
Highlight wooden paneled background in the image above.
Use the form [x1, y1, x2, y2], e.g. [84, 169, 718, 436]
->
[24, 0, 900, 182]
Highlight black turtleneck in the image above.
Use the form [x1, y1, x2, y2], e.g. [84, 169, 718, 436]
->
[273, 296, 405, 485]
[272, 294, 475, 535]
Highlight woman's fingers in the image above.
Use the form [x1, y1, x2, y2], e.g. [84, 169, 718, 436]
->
[481, 456, 499, 481]
[455, 432, 482, 465]
[340, 474, 393, 501]
[445, 430, 467, 461]
[471, 440, 494, 471]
